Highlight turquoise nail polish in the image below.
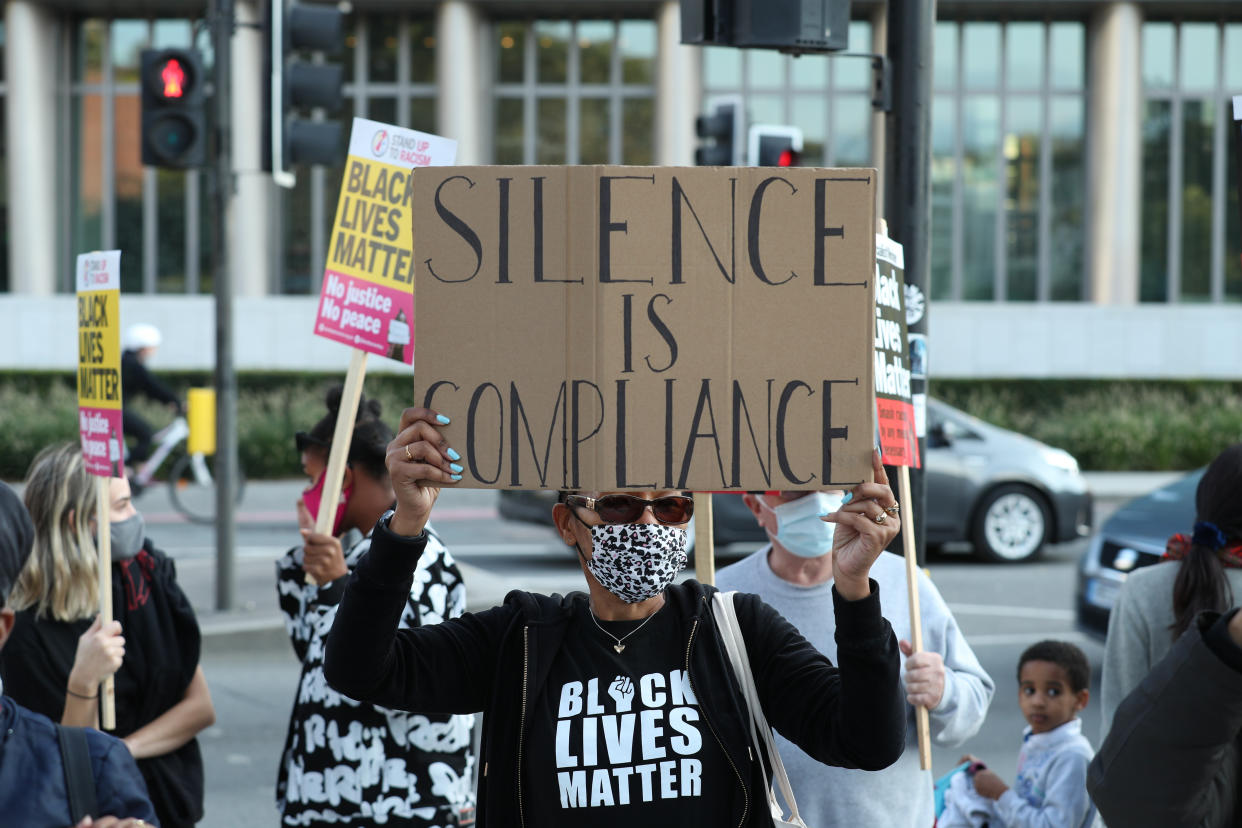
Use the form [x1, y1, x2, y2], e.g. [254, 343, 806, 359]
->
[436, 414, 451, 425]
[449, 463, 463, 474]
[446, 447, 461, 461]
[841, 492, 854, 505]
[450, 473, 462, 481]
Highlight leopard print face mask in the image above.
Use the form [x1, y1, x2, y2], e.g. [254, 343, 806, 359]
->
[584, 523, 688, 604]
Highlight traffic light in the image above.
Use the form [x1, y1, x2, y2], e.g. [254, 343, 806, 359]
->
[748, 125, 803, 166]
[695, 99, 741, 166]
[681, 0, 852, 53]
[140, 49, 207, 168]
[264, 0, 346, 187]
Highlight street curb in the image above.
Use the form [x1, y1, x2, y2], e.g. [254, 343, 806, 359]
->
[194, 473, 1187, 647]
[201, 617, 289, 653]
[199, 563, 517, 646]
[1082, 471, 1185, 499]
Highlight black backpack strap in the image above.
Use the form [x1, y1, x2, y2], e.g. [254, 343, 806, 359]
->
[56, 724, 99, 823]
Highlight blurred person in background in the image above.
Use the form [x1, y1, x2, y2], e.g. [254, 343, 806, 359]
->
[0, 443, 212, 827]
[275, 388, 475, 827]
[716, 488, 994, 826]
[0, 480, 158, 827]
[120, 323, 182, 481]
[1089, 604, 1242, 827]
[1100, 442, 1242, 736]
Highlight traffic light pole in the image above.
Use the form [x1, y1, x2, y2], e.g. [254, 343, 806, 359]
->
[211, 0, 238, 610]
[884, 0, 934, 567]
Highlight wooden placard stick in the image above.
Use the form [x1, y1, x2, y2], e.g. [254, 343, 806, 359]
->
[898, 464, 932, 770]
[95, 477, 116, 730]
[305, 349, 370, 585]
[693, 493, 715, 586]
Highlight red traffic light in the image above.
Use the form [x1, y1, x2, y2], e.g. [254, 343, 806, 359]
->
[777, 148, 800, 167]
[140, 48, 205, 168]
[143, 49, 197, 103]
[160, 58, 186, 99]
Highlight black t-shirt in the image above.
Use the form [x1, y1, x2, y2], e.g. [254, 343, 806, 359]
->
[523, 597, 734, 826]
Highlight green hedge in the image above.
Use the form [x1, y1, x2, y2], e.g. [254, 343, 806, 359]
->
[0, 372, 416, 482]
[934, 380, 1242, 472]
[2, 374, 1240, 480]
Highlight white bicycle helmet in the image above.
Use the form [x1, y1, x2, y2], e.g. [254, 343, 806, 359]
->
[123, 323, 163, 351]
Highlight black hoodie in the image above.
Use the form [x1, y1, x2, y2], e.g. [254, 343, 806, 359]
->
[325, 516, 907, 827]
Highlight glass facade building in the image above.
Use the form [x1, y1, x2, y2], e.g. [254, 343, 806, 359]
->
[1140, 20, 1242, 303]
[2, 0, 1240, 318]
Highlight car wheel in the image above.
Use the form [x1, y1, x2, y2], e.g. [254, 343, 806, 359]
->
[971, 484, 1050, 563]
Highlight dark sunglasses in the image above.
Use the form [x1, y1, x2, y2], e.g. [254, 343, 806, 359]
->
[564, 494, 694, 525]
[295, 431, 330, 453]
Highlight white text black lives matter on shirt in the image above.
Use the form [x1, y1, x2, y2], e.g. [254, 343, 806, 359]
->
[523, 604, 734, 826]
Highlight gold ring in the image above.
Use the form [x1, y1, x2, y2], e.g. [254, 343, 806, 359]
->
[885, 502, 900, 515]
[404, 444, 413, 461]
[873, 512, 888, 525]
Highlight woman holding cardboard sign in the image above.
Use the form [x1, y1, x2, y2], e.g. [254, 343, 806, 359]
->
[325, 406, 907, 827]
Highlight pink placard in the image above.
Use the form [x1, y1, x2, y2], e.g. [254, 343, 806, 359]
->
[313, 271, 414, 363]
[79, 407, 126, 478]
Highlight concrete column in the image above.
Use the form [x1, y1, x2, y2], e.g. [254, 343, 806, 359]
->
[5, 1, 60, 295]
[436, 1, 484, 164]
[871, 6, 888, 217]
[1086, 3, 1143, 304]
[230, 0, 272, 296]
[655, 1, 700, 166]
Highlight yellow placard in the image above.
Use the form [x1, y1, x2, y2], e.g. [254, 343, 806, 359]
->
[76, 251, 124, 477]
[312, 118, 457, 363]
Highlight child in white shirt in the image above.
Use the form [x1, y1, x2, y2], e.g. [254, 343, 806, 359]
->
[940, 640, 1097, 828]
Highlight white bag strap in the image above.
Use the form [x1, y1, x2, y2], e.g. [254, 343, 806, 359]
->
[713, 590, 809, 828]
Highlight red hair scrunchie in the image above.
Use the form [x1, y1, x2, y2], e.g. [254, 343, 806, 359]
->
[1163, 533, 1242, 568]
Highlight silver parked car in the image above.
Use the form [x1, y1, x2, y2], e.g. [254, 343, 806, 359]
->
[926, 398, 1093, 562]
[499, 397, 1093, 564]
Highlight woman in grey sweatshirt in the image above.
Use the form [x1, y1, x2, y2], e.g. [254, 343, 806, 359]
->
[1100, 443, 1242, 737]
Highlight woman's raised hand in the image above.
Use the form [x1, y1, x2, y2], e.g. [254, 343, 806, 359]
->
[67, 614, 124, 697]
[822, 450, 902, 600]
[386, 407, 463, 537]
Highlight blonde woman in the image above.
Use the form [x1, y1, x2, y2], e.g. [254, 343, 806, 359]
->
[0, 443, 215, 828]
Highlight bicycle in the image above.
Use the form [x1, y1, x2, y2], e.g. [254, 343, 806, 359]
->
[129, 415, 246, 524]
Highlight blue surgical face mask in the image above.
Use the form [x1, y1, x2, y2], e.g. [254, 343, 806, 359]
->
[762, 492, 845, 559]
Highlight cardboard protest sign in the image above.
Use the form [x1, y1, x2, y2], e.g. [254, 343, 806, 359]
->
[76, 251, 124, 478]
[315, 118, 457, 362]
[411, 166, 878, 491]
[874, 234, 920, 469]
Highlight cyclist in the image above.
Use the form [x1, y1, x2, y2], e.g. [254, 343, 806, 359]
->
[121, 323, 182, 485]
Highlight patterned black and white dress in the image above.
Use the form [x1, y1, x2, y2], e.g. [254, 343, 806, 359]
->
[276, 524, 475, 827]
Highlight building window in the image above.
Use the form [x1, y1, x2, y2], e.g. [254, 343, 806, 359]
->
[69, 19, 212, 295]
[286, 15, 437, 295]
[492, 19, 657, 165]
[930, 20, 1086, 302]
[1140, 21, 1242, 303]
[700, 21, 874, 166]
